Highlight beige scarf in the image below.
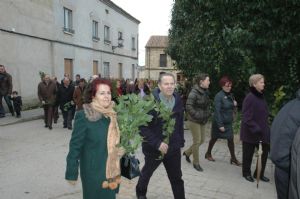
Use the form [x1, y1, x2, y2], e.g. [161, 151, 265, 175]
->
[91, 99, 124, 185]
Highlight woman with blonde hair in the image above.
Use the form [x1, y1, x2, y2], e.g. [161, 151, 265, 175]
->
[240, 74, 270, 183]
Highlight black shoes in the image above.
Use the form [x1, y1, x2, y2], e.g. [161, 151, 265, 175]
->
[253, 174, 270, 182]
[193, 164, 203, 172]
[244, 175, 254, 182]
[183, 152, 191, 163]
[49, 126, 52, 130]
[45, 124, 49, 128]
[260, 176, 270, 182]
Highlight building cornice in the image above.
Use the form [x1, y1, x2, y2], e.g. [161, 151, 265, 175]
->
[99, 0, 140, 24]
[0, 28, 138, 60]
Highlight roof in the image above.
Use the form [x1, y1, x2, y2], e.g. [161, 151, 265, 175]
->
[145, 35, 168, 48]
[100, 0, 140, 24]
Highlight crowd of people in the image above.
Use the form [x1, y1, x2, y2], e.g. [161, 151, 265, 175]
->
[1, 64, 299, 199]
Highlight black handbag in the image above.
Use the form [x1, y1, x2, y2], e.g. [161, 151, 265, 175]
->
[121, 154, 141, 180]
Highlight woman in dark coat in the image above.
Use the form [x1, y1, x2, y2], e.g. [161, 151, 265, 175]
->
[240, 74, 270, 183]
[205, 76, 241, 166]
[65, 78, 124, 199]
[183, 73, 211, 172]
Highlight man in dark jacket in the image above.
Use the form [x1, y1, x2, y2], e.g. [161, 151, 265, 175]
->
[136, 73, 185, 199]
[270, 88, 300, 199]
[0, 64, 14, 117]
[38, 74, 57, 130]
[57, 77, 75, 130]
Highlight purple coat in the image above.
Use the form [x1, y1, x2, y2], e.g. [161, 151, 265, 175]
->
[240, 87, 270, 144]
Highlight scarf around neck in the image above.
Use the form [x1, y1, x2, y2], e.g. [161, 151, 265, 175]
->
[90, 99, 123, 186]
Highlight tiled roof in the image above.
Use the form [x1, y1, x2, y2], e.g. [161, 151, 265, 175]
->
[145, 35, 168, 48]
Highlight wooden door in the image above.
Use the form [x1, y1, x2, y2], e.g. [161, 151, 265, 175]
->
[93, 60, 98, 75]
[64, 59, 73, 79]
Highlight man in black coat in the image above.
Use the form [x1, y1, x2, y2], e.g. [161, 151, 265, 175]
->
[136, 73, 185, 199]
[270, 88, 300, 199]
[56, 77, 75, 130]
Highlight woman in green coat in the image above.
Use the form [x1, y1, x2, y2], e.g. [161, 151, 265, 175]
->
[65, 78, 124, 199]
[205, 76, 241, 166]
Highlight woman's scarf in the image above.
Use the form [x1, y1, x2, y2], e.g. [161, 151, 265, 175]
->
[90, 98, 124, 189]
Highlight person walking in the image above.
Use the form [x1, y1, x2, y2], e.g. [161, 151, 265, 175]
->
[205, 76, 241, 166]
[57, 77, 75, 130]
[270, 88, 300, 199]
[65, 78, 124, 199]
[73, 78, 86, 111]
[240, 74, 270, 183]
[0, 64, 14, 117]
[136, 73, 185, 199]
[37, 74, 57, 130]
[183, 73, 211, 172]
[9, 91, 22, 118]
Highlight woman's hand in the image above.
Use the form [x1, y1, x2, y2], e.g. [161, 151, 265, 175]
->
[67, 180, 77, 186]
[219, 127, 225, 132]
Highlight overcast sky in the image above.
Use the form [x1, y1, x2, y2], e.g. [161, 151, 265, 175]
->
[111, 0, 174, 66]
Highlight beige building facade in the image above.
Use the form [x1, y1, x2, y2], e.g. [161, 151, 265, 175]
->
[141, 35, 183, 81]
[0, 0, 139, 104]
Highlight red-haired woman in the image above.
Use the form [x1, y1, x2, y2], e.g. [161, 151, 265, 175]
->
[205, 76, 241, 166]
[65, 78, 124, 199]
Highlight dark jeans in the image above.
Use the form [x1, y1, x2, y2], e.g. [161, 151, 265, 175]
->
[61, 108, 74, 128]
[242, 142, 270, 177]
[43, 105, 54, 127]
[275, 167, 289, 199]
[136, 149, 185, 199]
[53, 105, 59, 123]
[0, 95, 14, 117]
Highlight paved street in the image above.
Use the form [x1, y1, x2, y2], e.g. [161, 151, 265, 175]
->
[0, 113, 277, 199]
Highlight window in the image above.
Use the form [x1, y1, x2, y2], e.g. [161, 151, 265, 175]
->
[104, 26, 110, 44]
[103, 62, 110, 78]
[118, 32, 123, 40]
[92, 21, 99, 41]
[63, 7, 74, 33]
[131, 37, 136, 50]
[160, 54, 167, 67]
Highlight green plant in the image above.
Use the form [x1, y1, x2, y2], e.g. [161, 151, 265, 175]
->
[115, 94, 155, 155]
[115, 94, 175, 158]
[271, 86, 286, 117]
[154, 101, 176, 159]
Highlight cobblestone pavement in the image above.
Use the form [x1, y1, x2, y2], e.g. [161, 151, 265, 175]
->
[0, 117, 276, 199]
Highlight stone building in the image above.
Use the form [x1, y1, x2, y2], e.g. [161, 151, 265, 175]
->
[142, 35, 183, 81]
[0, 0, 139, 104]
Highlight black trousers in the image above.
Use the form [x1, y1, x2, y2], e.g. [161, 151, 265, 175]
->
[242, 142, 270, 177]
[136, 149, 185, 199]
[61, 108, 74, 128]
[43, 105, 54, 127]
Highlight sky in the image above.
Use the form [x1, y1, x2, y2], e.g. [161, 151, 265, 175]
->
[111, 0, 174, 66]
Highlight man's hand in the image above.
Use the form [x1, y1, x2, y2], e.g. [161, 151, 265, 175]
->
[159, 142, 169, 154]
[67, 180, 77, 186]
[42, 100, 46, 105]
[219, 127, 225, 132]
[233, 100, 238, 107]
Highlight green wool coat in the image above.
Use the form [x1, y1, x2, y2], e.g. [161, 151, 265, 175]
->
[211, 90, 235, 139]
[65, 110, 117, 199]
